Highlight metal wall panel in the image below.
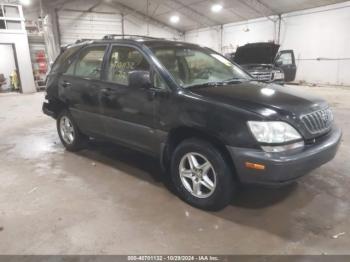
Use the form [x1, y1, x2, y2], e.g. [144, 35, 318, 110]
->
[58, 10, 122, 45]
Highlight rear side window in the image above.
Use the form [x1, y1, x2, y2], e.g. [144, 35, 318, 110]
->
[50, 46, 81, 73]
[65, 45, 107, 80]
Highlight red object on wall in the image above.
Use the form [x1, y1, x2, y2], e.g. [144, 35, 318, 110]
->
[38, 62, 47, 74]
[36, 50, 46, 62]
[36, 50, 47, 74]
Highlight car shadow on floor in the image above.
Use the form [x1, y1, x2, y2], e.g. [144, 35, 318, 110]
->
[77, 139, 301, 208]
[76, 139, 172, 188]
[74, 140, 331, 240]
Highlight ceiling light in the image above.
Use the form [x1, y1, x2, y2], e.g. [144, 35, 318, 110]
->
[170, 15, 180, 24]
[211, 4, 223, 12]
[20, 0, 31, 6]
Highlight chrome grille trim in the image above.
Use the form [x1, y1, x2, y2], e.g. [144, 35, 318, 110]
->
[301, 108, 333, 135]
[250, 71, 272, 81]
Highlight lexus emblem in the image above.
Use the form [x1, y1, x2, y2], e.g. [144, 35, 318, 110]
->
[320, 111, 329, 122]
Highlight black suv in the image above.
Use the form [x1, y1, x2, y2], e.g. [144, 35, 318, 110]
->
[229, 42, 297, 84]
[43, 35, 341, 210]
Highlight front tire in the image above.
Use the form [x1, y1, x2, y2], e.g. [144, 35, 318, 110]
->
[171, 138, 236, 211]
[57, 110, 85, 151]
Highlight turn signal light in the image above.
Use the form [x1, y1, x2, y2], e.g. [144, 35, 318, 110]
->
[245, 162, 266, 170]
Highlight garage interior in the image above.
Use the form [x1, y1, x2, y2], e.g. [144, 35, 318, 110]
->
[0, 0, 350, 256]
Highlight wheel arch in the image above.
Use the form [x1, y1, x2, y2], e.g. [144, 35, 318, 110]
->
[161, 126, 237, 178]
[47, 98, 69, 119]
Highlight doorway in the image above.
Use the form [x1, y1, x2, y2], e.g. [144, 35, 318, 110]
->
[0, 44, 21, 93]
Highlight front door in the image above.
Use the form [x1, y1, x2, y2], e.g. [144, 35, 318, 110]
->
[99, 45, 158, 153]
[59, 45, 108, 136]
[275, 50, 297, 82]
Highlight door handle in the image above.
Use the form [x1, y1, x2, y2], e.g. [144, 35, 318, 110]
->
[100, 88, 113, 97]
[62, 81, 71, 88]
[101, 88, 112, 93]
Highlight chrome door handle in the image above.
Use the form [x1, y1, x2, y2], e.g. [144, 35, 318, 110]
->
[62, 81, 71, 88]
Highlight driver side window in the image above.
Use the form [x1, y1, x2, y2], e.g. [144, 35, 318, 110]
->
[107, 46, 150, 86]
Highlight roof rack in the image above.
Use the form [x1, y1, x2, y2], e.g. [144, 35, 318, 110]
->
[102, 34, 163, 40]
[75, 39, 95, 44]
[60, 39, 95, 53]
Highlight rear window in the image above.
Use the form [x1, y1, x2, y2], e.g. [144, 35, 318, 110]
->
[50, 45, 82, 73]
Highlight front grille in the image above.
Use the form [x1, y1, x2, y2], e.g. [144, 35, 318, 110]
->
[301, 108, 333, 135]
[250, 71, 272, 81]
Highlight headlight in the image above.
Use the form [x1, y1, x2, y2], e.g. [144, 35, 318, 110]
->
[273, 71, 284, 80]
[248, 121, 302, 144]
[247, 121, 304, 152]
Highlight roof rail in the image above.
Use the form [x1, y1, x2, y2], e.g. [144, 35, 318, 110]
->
[75, 39, 95, 44]
[59, 39, 94, 53]
[102, 34, 163, 40]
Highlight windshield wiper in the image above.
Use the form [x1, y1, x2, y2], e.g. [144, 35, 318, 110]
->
[186, 81, 227, 89]
[186, 78, 251, 89]
[223, 78, 250, 83]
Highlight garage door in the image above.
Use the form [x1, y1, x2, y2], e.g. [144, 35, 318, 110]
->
[58, 10, 122, 45]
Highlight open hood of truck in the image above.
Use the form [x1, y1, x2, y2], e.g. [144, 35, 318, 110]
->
[234, 42, 280, 65]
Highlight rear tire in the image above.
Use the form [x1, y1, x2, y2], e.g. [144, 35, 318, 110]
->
[57, 110, 86, 151]
[171, 138, 236, 211]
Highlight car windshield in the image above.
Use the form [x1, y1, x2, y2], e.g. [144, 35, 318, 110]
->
[151, 46, 251, 88]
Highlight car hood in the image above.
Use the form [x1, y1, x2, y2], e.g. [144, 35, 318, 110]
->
[234, 43, 280, 65]
[188, 81, 328, 119]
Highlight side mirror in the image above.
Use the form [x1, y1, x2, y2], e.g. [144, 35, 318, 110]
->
[128, 70, 152, 89]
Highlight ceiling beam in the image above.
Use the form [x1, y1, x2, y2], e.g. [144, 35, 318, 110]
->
[171, 0, 219, 26]
[236, 0, 278, 22]
[153, 0, 219, 28]
[43, 0, 183, 35]
[254, 0, 279, 14]
[108, 0, 184, 34]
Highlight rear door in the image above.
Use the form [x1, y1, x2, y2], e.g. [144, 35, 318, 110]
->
[275, 50, 297, 82]
[58, 44, 108, 136]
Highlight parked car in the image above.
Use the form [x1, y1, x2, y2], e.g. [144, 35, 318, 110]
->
[43, 35, 341, 210]
[231, 42, 297, 85]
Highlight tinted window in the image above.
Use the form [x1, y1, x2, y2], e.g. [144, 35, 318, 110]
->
[74, 46, 106, 79]
[107, 46, 150, 85]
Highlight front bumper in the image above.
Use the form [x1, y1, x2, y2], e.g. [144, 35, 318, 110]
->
[227, 127, 342, 186]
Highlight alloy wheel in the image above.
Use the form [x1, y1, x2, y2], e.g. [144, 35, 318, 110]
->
[179, 152, 217, 198]
[59, 116, 75, 145]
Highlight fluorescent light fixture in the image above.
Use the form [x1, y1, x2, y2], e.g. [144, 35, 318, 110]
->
[170, 15, 180, 23]
[211, 4, 223, 12]
[20, 0, 31, 6]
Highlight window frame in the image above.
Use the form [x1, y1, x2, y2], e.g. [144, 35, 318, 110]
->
[0, 4, 25, 31]
[63, 44, 109, 81]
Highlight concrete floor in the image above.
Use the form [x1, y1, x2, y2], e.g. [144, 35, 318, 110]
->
[0, 85, 349, 255]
